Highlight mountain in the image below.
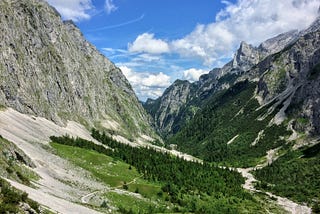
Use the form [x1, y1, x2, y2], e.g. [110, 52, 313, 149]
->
[145, 17, 320, 210]
[0, 0, 167, 213]
[148, 16, 320, 157]
[143, 30, 300, 138]
[143, 80, 194, 135]
[0, 0, 156, 141]
[0, 0, 319, 213]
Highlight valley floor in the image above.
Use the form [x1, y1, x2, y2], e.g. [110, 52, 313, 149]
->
[0, 108, 314, 213]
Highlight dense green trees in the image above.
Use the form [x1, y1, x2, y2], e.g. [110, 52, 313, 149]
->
[253, 144, 320, 209]
[168, 81, 291, 167]
[50, 133, 265, 212]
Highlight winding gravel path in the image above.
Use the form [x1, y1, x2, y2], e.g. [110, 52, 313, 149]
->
[80, 175, 144, 204]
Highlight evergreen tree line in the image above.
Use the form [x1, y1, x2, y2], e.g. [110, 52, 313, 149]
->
[50, 133, 261, 212]
[253, 144, 320, 211]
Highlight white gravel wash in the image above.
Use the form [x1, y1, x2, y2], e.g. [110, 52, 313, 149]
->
[0, 108, 105, 213]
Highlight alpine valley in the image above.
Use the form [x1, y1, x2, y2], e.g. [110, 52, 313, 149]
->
[0, 0, 319, 213]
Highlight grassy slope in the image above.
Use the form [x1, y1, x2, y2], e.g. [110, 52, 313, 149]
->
[50, 142, 170, 213]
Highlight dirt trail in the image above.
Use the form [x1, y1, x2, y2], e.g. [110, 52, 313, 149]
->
[237, 149, 311, 214]
[80, 175, 144, 204]
[81, 190, 102, 204]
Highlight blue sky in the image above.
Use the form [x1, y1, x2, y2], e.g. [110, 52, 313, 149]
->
[46, 0, 319, 101]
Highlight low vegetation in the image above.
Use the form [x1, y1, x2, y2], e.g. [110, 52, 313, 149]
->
[50, 133, 274, 213]
[50, 142, 163, 198]
[0, 136, 39, 185]
[0, 178, 40, 213]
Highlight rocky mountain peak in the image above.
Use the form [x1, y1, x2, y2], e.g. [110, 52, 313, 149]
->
[258, 30, 299, 55]
[161, 79, 192, 105]
[199, 68, 220, 83]
[145, 98, 156, 105]
[231, 41, 260, 71]
[239, 41, 252, 52]
[143, 79, 193, 135]
[144, 16, 320, 138]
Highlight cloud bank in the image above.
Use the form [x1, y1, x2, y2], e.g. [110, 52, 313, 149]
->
[128, 33, 170, 54]
[129, 0, 319, 66]
[183, 68, 208, 82]
[119, 66, 171, 100]
[46, 0, 118, 21]
[46, 0, 93, 21]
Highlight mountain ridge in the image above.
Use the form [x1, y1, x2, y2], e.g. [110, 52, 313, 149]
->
[0, 0, 156, 141]
[143, 28, 302, 137]
[0, 0, 319, 212]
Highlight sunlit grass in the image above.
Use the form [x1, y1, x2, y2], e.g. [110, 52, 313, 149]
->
[50, 142, 175, 212]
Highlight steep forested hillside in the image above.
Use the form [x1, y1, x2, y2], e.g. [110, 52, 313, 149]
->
[168, 80, 291, 167]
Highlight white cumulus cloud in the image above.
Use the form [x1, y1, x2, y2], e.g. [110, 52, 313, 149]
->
[183, 68, 209, 82]
[46, 0, 93, 21]
[105, 0, 118, 14]
[119, 66, 171, 100]
[142, 72, 171, 87]
[172, 0, 319, 66]
[128, 33, 170, 54]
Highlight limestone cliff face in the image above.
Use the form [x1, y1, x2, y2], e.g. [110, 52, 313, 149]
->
[144, 80, 193, 135]
[0, 0, 155, 139]
[256, 22, 320, 135]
